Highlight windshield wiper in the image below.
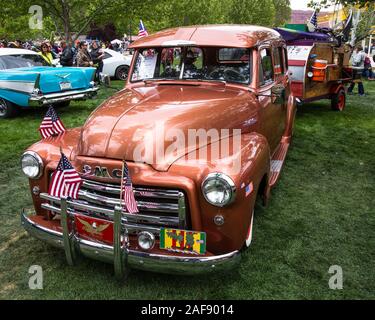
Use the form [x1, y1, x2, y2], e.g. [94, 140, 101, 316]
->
[183, 78, 227, 84]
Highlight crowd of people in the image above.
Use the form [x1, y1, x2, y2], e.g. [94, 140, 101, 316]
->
[0, 37, 131, 67]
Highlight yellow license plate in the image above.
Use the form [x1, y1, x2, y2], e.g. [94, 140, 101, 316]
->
[160, 228, 206, 254]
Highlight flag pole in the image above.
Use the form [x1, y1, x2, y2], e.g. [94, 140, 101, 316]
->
[119, 160, 125, 206]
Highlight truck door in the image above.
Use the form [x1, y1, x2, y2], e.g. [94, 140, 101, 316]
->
[257, 47, 287, 153]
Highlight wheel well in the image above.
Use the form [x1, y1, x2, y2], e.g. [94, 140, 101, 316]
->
[115, 65, 129, 72]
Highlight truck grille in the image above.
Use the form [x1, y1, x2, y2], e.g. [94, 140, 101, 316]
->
[41, 178, 188, 235]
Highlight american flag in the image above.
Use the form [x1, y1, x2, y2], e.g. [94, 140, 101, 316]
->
[49, 153, 82, 199]
[138, 20, 148, 38]
[121, 162, 139, 214]
[309, 10, 318, 29]
[39, 106, 66, 139]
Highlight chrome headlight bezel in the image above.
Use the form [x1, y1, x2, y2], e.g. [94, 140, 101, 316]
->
[20, 151, 44, 179]
[201, 172, 236, 207]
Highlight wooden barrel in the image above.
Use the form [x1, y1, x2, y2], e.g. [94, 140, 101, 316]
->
[312, 59, 328, 82]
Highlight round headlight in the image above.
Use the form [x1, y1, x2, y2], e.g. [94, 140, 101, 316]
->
[201, 173, 236, 207]
[21, 151, 43, 179]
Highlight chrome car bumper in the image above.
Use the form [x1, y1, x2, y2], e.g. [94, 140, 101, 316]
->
[21, 199, 240, 278]
[29, 87, 99, 106]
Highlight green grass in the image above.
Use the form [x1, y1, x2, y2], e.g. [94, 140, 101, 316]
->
[0, 80, 374, 299]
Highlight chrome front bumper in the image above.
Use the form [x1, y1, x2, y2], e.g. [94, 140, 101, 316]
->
[29, 87, 99, 106]
[21, 199, 240, 278]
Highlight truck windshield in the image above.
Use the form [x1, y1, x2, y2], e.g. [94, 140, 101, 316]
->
[131, 47, 252, 85]
[0, 54, 49, 70]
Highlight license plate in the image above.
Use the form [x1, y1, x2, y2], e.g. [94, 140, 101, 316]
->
[59, 81, 72, 90]
[160, 228, 206, 254]
[75, 214, 113, 245]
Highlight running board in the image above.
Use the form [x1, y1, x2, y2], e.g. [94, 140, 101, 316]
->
[269, 141, 290, 188]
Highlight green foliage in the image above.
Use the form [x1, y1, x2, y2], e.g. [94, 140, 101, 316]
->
[228, 0, 276, 26]
[0, 0, 291, 40]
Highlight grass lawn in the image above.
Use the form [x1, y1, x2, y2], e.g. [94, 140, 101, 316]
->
[0, 80, 374, 300]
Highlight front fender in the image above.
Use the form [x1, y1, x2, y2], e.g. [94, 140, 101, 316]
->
[169, 132, 271, 253]
[24, 128, 81, 217]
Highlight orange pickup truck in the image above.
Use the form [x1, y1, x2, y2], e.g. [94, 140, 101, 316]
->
[21, 25, 297, 278]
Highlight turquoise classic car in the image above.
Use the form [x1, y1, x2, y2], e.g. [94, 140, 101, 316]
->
[0, 48, 99, 118]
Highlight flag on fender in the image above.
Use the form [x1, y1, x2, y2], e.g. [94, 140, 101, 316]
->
[49, 152, 82, 199]
[121, 161, 139, 214]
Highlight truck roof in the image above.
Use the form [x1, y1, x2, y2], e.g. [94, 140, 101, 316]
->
[129, 25, 282, 49]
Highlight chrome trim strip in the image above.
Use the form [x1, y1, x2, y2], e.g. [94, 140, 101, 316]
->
[21, 210, 241, 275]
[82, 179, 180, 200]
[41, 202, 179, 227]
[178, 192, 186, 229]
[77, 189, 179, 213]
[29, 87, 99, 105]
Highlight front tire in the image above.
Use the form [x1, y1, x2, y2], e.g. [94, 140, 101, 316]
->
[331, 88, 346, 111]
[0, 98, 19, 119]
[115, 65, 129, 81]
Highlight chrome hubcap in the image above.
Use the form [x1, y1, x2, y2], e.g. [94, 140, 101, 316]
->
[0, 99, 7, 116]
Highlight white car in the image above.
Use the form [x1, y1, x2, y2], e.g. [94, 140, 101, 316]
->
[102, 49, 132, 80]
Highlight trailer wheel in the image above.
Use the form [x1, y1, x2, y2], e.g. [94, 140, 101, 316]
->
[331, 88, 346, 111]
[0, 98, 19, 119]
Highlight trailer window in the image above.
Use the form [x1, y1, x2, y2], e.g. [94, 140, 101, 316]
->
[259, 48, 274, 86]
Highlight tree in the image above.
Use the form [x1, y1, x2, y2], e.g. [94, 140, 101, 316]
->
[309, 0, 375, 44]
[228, 0, 276, 26]
[273, 0, 292, 26]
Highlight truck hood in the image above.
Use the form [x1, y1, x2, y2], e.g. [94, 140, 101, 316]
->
[78, 84, 258, 171]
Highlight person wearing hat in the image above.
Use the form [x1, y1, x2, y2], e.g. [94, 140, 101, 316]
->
[76, 41, 94, 67]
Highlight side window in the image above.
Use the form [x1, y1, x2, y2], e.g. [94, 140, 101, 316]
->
[259, 48, 274, 86]
[103, 52, 112, 60]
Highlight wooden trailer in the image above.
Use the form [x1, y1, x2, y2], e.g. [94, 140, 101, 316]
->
[276, 27, 353, 111]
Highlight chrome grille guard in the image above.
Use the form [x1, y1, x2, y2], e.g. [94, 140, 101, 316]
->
[39, 191, 187, 279]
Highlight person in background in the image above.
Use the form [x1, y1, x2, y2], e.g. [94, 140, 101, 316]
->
[38, 42, 53, 65]
[363, 54, 373, 80]
[348, 45, 366, 96]
[90, 41, 104, 79]
[60, 40, 74, 67]
[15, 40, 22, 48]
[46, 42, 57, 59]
[76, 41, 94, 67]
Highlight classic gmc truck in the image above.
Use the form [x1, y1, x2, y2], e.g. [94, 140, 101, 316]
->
[21, 25, 297, 277]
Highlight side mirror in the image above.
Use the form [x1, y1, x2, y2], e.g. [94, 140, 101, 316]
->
[271, 84, 286, 104]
